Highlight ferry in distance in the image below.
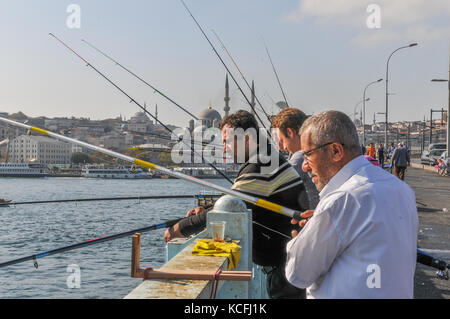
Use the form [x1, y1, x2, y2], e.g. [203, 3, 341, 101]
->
[0, 163, 49, 178]
[81, 164, 152, 179]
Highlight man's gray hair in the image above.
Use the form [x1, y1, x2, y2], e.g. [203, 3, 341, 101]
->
[299, 110, 361, 155]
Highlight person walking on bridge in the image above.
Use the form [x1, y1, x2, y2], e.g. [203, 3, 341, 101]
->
[391, 142, 410, 180]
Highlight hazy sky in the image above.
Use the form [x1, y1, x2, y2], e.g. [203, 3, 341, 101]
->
[0, 0, 449, 128]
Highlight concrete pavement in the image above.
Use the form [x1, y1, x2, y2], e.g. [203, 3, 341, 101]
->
[402, 166, 450, 298]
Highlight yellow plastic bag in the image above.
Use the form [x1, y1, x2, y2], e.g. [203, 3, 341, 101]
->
[192, 239, 241, 270]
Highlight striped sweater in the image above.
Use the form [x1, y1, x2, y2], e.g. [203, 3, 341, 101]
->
[233, 153, 309, 266]
[177, 152, 309, 266]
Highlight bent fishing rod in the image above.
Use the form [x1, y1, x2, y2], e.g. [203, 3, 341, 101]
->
[0, 217, 183, 269]
[49, 33, 232, 184]
[211, 29, 272, 124]
[264, 40, 290, 109]
[0, 195, 196, 207]
[0, 116, 303, 221]
[179, 0, 269, 132]
[81, 39, 199, 121]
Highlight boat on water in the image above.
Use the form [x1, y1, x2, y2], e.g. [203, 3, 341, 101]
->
[0, 198, 12, 204]
[0, 163, 49, 177]
[81, 164, 152, 179]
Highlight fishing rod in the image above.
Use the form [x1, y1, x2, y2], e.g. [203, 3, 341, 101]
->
[130, 130, 223, 148]
[263, 40, 290, 109]
[81, 39, 199, 121]
[211, 29, 272, 125]
[131, 147, 227, 162]
[49, 33, 233, 184]
[0, 217, 183, 269]
[179, 0, 269, 132]
[0, 116, 303, 221]
[0, 195, 196, 207]
[417, 249, 449, 280]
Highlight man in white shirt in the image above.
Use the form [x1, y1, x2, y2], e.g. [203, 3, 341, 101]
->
[285, 110, 418, 298]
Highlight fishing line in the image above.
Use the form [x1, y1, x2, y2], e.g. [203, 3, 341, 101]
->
[49, 33, 233, 184]
[179, 0, 269, 133]
[263, 39, 290, 109]
[81, 39, 199, 121]
[0, 195, 196, 207]
[0, 218, 183, 269]
[211, 29, 272, 124]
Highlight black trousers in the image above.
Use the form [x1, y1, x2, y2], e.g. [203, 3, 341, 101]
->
[262, 265, 306, 299]
[394, 166, 407, 180]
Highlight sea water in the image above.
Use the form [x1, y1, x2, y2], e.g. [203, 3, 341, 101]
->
[0, 177, 229, 298]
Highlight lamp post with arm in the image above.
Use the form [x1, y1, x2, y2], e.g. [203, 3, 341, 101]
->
[431, 50, 450, 156]
[385, 43, 418, 147]
[363, 79, 383, 145]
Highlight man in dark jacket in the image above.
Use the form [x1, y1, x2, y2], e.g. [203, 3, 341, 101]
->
[164, 110, 310, 299]
[391, 143, 410, 180]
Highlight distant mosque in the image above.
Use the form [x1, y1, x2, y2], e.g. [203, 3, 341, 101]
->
[187, 74, 257, 133]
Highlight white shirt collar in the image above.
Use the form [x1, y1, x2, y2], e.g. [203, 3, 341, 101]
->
[319, 155, 369, 200]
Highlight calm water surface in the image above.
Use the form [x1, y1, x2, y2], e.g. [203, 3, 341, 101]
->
[0, 177, 229, 298]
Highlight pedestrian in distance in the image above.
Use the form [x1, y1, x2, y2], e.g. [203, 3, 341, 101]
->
[377, 143, 385, 168]
[391, 142, 410, 181]
[366, 142, 376, 158]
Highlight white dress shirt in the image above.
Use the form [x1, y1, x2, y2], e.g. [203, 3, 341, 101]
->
[285, 155, 418, 298]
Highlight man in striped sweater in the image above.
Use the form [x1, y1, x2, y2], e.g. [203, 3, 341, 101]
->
[164, 110, 310, 299]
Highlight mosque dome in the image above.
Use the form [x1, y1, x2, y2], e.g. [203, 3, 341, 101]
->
[198, 106, 222, 122]
[130, 112, 150, 124]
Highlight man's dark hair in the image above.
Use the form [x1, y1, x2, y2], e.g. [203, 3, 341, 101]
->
[271, 107, 308, 137]
[219, 110, 259, 131]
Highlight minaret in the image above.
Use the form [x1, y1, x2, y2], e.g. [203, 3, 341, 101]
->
[224, 74, 230, 117]
[250, 80, 255, 115]
[155, 103, 158, 125]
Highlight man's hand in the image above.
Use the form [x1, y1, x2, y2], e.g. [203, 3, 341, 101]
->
[186, 206, 206, 217]
[290, 210, 314, 238]
[164, 223, 183, 243]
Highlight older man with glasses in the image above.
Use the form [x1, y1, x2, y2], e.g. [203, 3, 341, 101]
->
[285, 110, 418, 298]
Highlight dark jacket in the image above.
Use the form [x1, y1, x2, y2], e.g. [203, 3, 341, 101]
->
[177, 152, 309, 266]
[392, 147, 410, 167]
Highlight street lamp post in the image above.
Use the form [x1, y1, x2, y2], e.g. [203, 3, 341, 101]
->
[354, 98, 370, 145]
[363, 79, 383, 146]
[385, 43, 418, 148]
[431, 50, 450, 156]
[354, 98, 369, 123]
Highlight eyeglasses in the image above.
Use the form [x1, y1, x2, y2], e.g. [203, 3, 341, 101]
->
[301, 142, 344, 161]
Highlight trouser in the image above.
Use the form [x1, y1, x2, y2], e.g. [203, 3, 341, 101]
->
[394, 166, 407, 180]
[262, 265, 306, 299]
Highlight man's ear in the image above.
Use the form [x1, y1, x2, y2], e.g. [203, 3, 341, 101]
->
[330, 142, 345, 162]
[286, 127, 297, 139]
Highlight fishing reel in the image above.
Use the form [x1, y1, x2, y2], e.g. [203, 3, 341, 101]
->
[436, 267, 449, 280]
[417, 249, 449, 280]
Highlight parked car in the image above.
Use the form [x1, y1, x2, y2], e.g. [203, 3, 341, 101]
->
[440, 151, 449, 164]
[421, 150, 430, 165]
[421, 149, 446, 165]
[428, 143, 446, 151]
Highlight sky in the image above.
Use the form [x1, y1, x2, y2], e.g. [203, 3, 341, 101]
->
[0, 0, 449, 128]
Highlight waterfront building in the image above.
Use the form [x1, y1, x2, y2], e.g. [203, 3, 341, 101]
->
[10, 135, 72, 164]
